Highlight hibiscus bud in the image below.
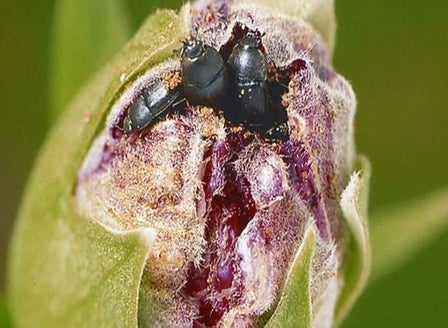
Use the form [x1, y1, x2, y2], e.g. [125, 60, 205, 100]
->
[9, 0, 370, 327]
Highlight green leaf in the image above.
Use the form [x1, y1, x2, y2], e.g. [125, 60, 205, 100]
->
[370, 186, 448, 282]
[265, 226, 316, 328]
[0, 294, 11, 328]
[8, 9, 189, 327]
[335, 156, 371, 326]
[49, 0, 132, 122]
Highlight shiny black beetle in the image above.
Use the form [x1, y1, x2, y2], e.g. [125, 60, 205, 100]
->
[122, 81, 180, 135]
[180, 38, 228, 106]
[122, 38, 228, 136]
[226, 34, 271, 132]
[122, 29, 290, 140]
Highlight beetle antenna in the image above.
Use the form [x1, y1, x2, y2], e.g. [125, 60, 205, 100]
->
[173, 97, 187, 109]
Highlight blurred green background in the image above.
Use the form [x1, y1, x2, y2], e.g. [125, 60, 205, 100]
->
[0, 0, 446, 327]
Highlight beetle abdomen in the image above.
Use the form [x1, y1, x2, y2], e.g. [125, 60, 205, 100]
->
[227, 34, 270, 130]
[123, 81, 180, 135]
[181, 39, 228, 106]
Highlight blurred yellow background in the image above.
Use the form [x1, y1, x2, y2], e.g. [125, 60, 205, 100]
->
[0, 0, 447, 326]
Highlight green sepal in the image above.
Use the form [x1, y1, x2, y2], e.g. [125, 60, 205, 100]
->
[127, 0, 184, 29]
[335, 156, 371, 326]
[246, 0, 336, 54]
[264, 226, 316, 328]
[8, 9, 188, 328]
[50, 0, 132, 122]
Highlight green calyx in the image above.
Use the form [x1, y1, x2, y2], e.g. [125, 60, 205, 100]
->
[8, 8, 188, 327]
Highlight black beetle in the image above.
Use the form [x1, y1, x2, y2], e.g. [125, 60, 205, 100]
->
[123, 32, 290, 140]
[123, 81, 180, 135]
[226, 34, 271, 132]
[180, 38, 228, 106]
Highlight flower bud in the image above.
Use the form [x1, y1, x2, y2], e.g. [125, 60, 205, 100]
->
[8, 1, 370, 327]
